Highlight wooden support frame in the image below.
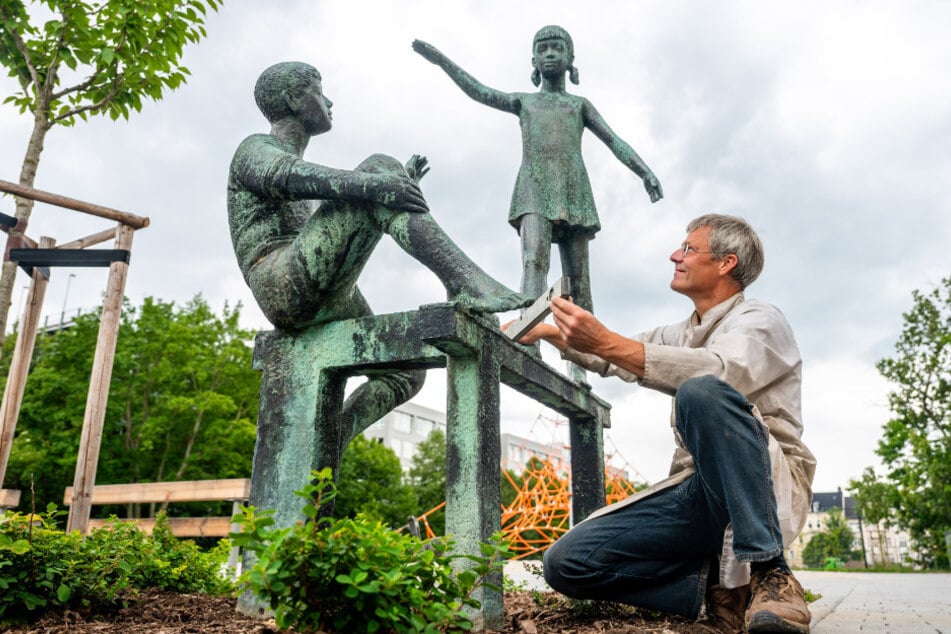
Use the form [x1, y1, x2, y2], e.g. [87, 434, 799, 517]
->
[0, 180, 149, 229]
[0, 236, 55, 487]
[62, 478, 251, 538]
[63, 478, 251, 505]
[0, 180, 148, 537]
[0, 488, 22, 510]
[66, 224, 135, 533]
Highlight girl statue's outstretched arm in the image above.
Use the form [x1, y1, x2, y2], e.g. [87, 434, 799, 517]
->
[413, 39, 520, 114]
[582, 98, 663, 203]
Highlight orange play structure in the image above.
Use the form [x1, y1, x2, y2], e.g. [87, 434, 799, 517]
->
[414, 413, 644, 560]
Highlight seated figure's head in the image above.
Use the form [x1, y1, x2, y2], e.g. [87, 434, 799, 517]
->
[254, 61, 321, 122]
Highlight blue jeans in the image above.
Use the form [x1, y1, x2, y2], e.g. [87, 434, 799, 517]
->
[543, 375, 784, 618]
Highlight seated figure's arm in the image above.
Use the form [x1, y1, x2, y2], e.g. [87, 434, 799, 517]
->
[413, 39, 520, 114]
[233, 135, 428, 213]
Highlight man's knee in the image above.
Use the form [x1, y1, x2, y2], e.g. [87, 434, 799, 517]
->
[676, 374, 728, 408]
[675, 375, 754, 440]
[543, 538, 577, 595]
[355, 153, 405, 175]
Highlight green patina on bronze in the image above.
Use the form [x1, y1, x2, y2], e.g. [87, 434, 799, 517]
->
[413, 26, 663, 316]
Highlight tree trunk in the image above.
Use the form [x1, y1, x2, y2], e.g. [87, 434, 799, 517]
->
[0, 110, 52, 352]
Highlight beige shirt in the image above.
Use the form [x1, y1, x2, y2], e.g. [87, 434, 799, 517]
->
[563, 293, 816, 587]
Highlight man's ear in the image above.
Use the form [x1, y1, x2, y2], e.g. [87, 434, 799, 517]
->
[718, 254, 739, 277]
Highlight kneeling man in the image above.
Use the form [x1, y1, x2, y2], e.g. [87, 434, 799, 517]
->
[518, 214, 815, 633]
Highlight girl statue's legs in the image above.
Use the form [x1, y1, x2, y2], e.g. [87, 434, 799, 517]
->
[559, 233, 592, 314]
[560, 233, 593, 381]
[518, 213, 553, 300]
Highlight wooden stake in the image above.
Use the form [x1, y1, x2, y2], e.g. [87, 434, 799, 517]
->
[66, 224, 133, 533]
[0, 180, 149, 229]
[56, 227, 118, 250]
[0, 236, 54, 488]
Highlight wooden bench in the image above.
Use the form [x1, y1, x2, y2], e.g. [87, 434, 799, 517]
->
[0, 488, 21, 511]
[63, 478, 250, 537]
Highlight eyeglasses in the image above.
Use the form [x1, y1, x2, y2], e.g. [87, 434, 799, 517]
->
[679, 243, 719, 257]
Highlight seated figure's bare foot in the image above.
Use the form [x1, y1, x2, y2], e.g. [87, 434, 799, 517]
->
[450, 274, 531, 313]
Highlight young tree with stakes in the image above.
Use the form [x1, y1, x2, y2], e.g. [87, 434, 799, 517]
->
[0, 0, 220, 348]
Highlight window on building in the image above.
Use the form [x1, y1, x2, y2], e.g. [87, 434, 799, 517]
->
[393, 412, 413, 434]
[416, 417, 435, 436]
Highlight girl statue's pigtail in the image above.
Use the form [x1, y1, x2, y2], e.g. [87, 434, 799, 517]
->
[531, 67, 541, 87]
[569, 65, 580, 85]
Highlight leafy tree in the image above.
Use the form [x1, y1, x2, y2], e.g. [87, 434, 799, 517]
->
[407, 428, 446, 535]
[850, 467, 903, 566]
[849, 277, 951, 568]
[801, 532, 835, 569]
[0, 0, 221, 345]
[801, 507, 859, 568]
[334, 434, 418, 529]
[1, 295, 259, 516]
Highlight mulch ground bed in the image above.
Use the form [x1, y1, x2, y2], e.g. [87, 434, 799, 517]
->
[1, 589, 712, 633]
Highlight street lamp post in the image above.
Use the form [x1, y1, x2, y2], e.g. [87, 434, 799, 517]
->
[60, 273, 76, 330]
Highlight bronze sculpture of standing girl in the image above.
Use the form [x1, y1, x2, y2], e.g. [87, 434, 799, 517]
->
[414, 25, 663, 316]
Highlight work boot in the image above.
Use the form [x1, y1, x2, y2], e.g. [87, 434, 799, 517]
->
[704, 584, 750, 633]
[746, 567, 811, 633]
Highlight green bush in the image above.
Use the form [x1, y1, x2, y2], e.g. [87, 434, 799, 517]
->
[232, 468, 509, 633]
[0, 505, 232, 624]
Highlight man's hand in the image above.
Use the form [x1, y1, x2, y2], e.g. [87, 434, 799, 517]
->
[549, 296, 612, 355]
[502, 319, 562, 348]
[643, 172, 664, 203]
[550, 296, 646, 377]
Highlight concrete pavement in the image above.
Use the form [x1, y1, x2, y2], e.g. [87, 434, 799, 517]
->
[504, 562, 951, 633]
[798, 570, 951, 633]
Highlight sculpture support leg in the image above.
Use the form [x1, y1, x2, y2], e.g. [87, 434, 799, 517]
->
[238, 332, 347, 615]
[444, 344, 502, 631]
[247, 339, 347, 525]
[569, 415, 606, 524]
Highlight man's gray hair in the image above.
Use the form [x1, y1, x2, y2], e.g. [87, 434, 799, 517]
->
[687, 214, 764, 289]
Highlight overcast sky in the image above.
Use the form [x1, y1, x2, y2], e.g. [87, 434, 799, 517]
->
[1, 1, 949, 493]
